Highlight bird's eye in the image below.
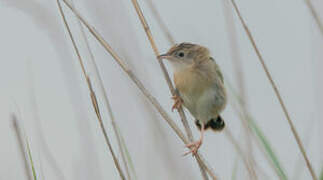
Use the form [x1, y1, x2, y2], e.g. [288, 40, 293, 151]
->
[178, 52, 185, 57]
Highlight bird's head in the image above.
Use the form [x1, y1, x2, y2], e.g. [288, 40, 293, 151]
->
[158, 42, 210, 71]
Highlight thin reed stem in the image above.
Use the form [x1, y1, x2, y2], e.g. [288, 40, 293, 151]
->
[304, 0, 323, 36]
[12, 114, 38, 180]
[224, 129, 257, 179]
[81, 27, 132, 180]
[74, 4, 133, 179]
[26, 138, 37, 180]
[130, 0, 209, 179]
[145, 0, 176, 45]
[12, 114, 33, 180]
[56, 1, 126, 179]
[292, 124, 315, 180]
[27, 64, 66, 180]
[230, 0, 317, 179]
[222, 1, 257, 179]
[146, 1, 259, 178]
[228, 80, 288, 179]
[87, 77, 127, 180]
[60, 0, 217, 179]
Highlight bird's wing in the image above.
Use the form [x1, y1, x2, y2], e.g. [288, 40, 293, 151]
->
[209, 57, 224, 83]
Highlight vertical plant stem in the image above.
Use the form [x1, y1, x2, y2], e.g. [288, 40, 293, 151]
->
[319, 166, 323, 180]
[12, 114, 33, 180]
[81, 28, 132, 180]
[60, 0, 217, 178]
[292, 119, 315, 180]
[74, 4, 133, 179]
[87, 76, 127, 180]
[56, 1, 126, 179]
[230, 0, 317, 179]
[146, 1, 258, 178]
[27, 64, 66, 180]
[26, 138, 38, 180]
[228, 80, 288, 180]
[304, 0, 323, 36]
[224, 129, 257, 179]
[12, 114, 38, 180]
[145, 0, 176, 45]
[222, 1, 257, 179]
[129, 0, 209, 179]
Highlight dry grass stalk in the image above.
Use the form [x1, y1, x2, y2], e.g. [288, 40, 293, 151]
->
[56, 1, 126, 179]
[304, 0, 323, 36]
[27, 64, 67, 180]
[12, 114, 38, 180]
[80, 26, 132, 180]
[145, 0, 176, 45]
[222, 2, 257, 179]
[231, 98, 280, 178]
[87, 77, 126, 180]
[11, 114, 33, 180]
[146, 0, 259, 178]
[130, 0, 209, 179]
[73, 2, 132, 179]
[226, 129, 257, 179]
[224, 129, 259, 179]
[230, 0, 317, 179]
[228, 81, 288, 179]
[292, 122, 315, 180]
[60, 0, 217, 179]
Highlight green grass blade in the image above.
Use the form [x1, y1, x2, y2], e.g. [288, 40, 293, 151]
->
[26, 138, 38, 180]
[118, 126, 138, 180]
[248, 116, 288, 180]
[226, 81, 288, 180]
[319, 166, 323, 180]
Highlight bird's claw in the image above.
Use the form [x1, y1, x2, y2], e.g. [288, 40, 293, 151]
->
[183, 139, 202, 156]
[171, 95, 183, 112]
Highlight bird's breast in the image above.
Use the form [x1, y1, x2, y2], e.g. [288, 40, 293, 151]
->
[174, 68, 209, 96]
[174, 68, 211, 112]
[173, 65, 226, 122]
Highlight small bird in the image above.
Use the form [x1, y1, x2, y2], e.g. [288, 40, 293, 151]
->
[158, 42, 227, 155]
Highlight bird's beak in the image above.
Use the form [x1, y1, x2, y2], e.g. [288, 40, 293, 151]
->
[157, 53, 171, 60]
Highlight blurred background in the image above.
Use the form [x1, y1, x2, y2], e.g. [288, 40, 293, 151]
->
[0, 0, 322, 179]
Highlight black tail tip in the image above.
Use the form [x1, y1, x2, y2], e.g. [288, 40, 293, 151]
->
[195, 116, 225, 131]
[209, 116, 225, 131]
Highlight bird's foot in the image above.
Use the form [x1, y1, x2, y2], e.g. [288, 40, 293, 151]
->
[171, 95, 183, 111]
[183, 139, 203, 156]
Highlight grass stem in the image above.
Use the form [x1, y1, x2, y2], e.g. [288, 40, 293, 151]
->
[60, 0, 217, 178]
[12, 114, 33, 180]
[57, 1, 126, 179]
[304, 0, 323, 36]
[230, 0, 317, 179]
[74, 2, 133, 178]
[130, 0, 209, 179]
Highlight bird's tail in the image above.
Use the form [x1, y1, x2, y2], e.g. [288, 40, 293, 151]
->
[195, 116, 225, 131]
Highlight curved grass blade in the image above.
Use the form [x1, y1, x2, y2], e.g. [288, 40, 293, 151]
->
[118, 126, 138, 180]
[248, 117, 288, 180]
[319, 166, 323, 180]
[26, 139, 38, 180]
[227, 82, 288, 180]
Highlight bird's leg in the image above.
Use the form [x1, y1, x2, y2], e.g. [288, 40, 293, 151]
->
[171, 94, 183, 111]
[183, 123, 205, 156]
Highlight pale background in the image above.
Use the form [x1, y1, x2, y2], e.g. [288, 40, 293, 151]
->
[0, 0, 322, 179]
